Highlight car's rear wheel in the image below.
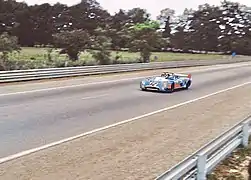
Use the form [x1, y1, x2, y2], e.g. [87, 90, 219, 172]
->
[185, 80, 191, 89]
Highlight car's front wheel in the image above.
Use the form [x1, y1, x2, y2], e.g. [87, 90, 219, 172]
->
[140, 82, 146, 91]
[167, 83, 175, 93]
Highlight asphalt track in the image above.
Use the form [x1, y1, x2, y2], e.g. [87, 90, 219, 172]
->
[0, 62, 251, 159]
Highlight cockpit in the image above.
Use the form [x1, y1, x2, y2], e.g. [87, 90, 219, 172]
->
[160, 72, 175, 79]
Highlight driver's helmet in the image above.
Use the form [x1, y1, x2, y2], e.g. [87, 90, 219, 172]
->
[161, 72, 167, 77]
[161, 72, 174, 78]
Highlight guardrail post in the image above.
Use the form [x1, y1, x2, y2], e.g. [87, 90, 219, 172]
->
[242, 121, 249, 148]
[196, 153, 207, 180]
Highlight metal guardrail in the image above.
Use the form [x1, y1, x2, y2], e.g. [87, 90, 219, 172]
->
[0, 57, 250, 83]
[156, 115, 251, 180]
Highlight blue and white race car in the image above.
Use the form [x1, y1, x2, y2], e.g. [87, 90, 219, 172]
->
[140, 72, 192, 93]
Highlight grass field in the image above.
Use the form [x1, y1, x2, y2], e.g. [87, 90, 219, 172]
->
[2, 47, 228, 70]
[9, 47, 226, 62]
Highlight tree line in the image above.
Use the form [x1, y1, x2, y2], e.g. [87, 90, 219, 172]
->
[1, 0, 251, 63]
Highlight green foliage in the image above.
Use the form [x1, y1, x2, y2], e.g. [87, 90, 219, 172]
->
[157, 8, 176, 38]
[170, 1, 251, 54]
[1, 47, 223, 70]
[52, 30, 91, 61]
[2, 0, 251, 70]
[0, 32, 20, 70]
[89, 27, 112, 65]
[46, 48, 53, 62]
[1, 0, 251, 55]
[131, 20, 160, 31]
[127, 8, 151, 24]
[0, 32, 20, 53]
[127, 20, 167, 62]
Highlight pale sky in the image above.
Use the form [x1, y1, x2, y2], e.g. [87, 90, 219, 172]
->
[18, 0, 251, 19]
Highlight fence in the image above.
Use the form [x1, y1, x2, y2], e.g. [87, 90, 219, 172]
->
[156, 115, 251, 180]
[0, 57, 250, 83]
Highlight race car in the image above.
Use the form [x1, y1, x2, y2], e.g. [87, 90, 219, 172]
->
[140, 72, 192, 93]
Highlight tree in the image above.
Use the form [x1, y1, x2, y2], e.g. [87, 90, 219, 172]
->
[0, 31, 20, 57]
[111, 9, 130, 30]
[186, 3, 222, 52]
[109, 8, 152, 50]
[110, 9, 131, 49]
[127, 20, 167, 62]
[157, 8, 175, 38]
[0, 32, 20, 70]
[217, 0, 251, 54]
[0, 0, 112, 46]
[28, 3, 55, 46]
[170, 8, 194, 51]
[170, 1, 251, 54]
[89, 26, 112, 65]
[53, 29, 91, 60]
[127, 8, 151, 24]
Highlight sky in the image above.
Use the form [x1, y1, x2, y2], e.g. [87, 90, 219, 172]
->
[17, 0, 251, 19]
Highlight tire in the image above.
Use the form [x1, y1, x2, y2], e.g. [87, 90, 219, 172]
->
[168, 83, 175, 93]
[185, 80, 191, 89]
[140, 82, 145, 91]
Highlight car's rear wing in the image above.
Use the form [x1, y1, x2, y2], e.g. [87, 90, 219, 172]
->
[175, 73, 192, 79]
[160, 72, 192, 79]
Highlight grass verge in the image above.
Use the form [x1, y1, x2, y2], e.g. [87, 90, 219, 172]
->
[1, 47, 227, 70]
[15, 47, 225, 62]
[208, 138, 251, 180]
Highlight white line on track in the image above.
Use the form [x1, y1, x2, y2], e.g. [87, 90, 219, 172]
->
[0, 62, 250, 97]
[0, 76, 146, 97]
[82, 94, 109, 100]
[0, 81, 250, 164]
